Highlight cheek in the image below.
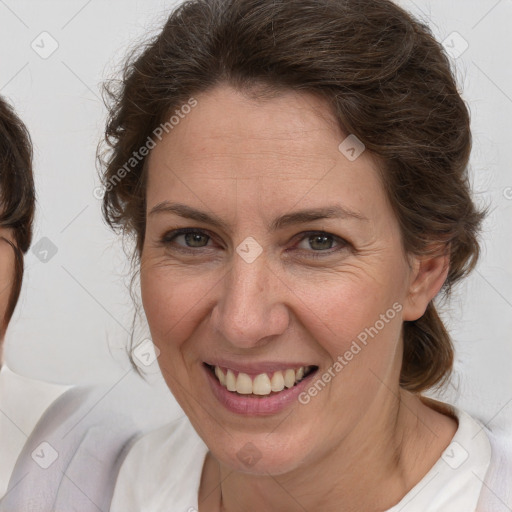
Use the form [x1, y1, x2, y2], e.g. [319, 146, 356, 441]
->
[289, 263, 406, 412]
[291, 278, 404, 431]
[293, 268, 403, 351]
[140, 263, 207, 409]
[140, 261, 217, 360]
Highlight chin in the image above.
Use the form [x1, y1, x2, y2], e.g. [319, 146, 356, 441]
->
[208, 428, 312, 476]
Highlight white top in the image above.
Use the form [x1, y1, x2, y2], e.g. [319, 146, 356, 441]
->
[110, 404, 497, 512]
[0, 364, 71, 497]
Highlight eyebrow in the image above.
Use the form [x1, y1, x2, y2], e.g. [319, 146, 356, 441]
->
[149, 201, 368, 231]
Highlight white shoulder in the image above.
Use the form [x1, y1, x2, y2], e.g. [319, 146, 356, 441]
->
[110, 416, 207, 512]
[477, 424, 512, 511]
[123, 418, 187, 466]
[485, 424, 512, 469]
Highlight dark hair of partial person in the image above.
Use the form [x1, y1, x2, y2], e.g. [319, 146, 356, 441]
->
[98, 0, 486, 393]
[0, 96, 35, 329]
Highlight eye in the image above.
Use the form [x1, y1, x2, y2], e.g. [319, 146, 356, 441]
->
[159, 228, 350, 259]
[294, 231, 349, 258]
[161, 228, 213, 250]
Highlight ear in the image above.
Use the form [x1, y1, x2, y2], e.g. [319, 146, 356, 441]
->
[402, 249, 450, 321]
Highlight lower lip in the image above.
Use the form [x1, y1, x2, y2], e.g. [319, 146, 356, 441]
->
[204, 365, 317, 416]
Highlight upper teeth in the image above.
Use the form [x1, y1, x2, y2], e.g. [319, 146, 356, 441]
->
[213, 365, 309, 396]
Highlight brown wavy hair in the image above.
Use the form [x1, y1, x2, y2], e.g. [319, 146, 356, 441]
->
[0, 96, 35, 332]
[99, 0, 485, 393]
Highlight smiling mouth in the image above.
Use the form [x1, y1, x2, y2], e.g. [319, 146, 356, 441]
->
[205, 363, 318, 397]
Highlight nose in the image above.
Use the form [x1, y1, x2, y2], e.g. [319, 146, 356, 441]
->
[210, 249, 290, 350]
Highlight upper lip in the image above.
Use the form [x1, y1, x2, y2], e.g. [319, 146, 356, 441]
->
[204, 360, 318, 376]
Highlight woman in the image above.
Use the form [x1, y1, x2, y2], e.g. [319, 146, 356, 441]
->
[0, 95, 139, 512]
[0, 95, 65, 498]
[104, 0, 512, 510]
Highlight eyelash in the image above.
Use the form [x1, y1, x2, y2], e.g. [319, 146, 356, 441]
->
[159, 228, 350, 259]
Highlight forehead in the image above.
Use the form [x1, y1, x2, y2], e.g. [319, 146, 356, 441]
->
[145, 85, 386, 219]
[158, 90, 331, 164]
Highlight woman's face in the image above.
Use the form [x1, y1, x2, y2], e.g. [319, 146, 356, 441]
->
[0, 228, 16, 341]
[141, 84, 430, 474]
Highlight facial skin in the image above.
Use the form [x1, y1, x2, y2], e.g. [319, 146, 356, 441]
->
[140, 84, 457, 511]
[0, 227, 16, 356]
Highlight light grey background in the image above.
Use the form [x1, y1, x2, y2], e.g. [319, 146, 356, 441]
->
[0, 0, 510, 431]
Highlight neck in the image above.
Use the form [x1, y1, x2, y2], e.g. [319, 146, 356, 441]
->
[205, 390, 456, 512]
